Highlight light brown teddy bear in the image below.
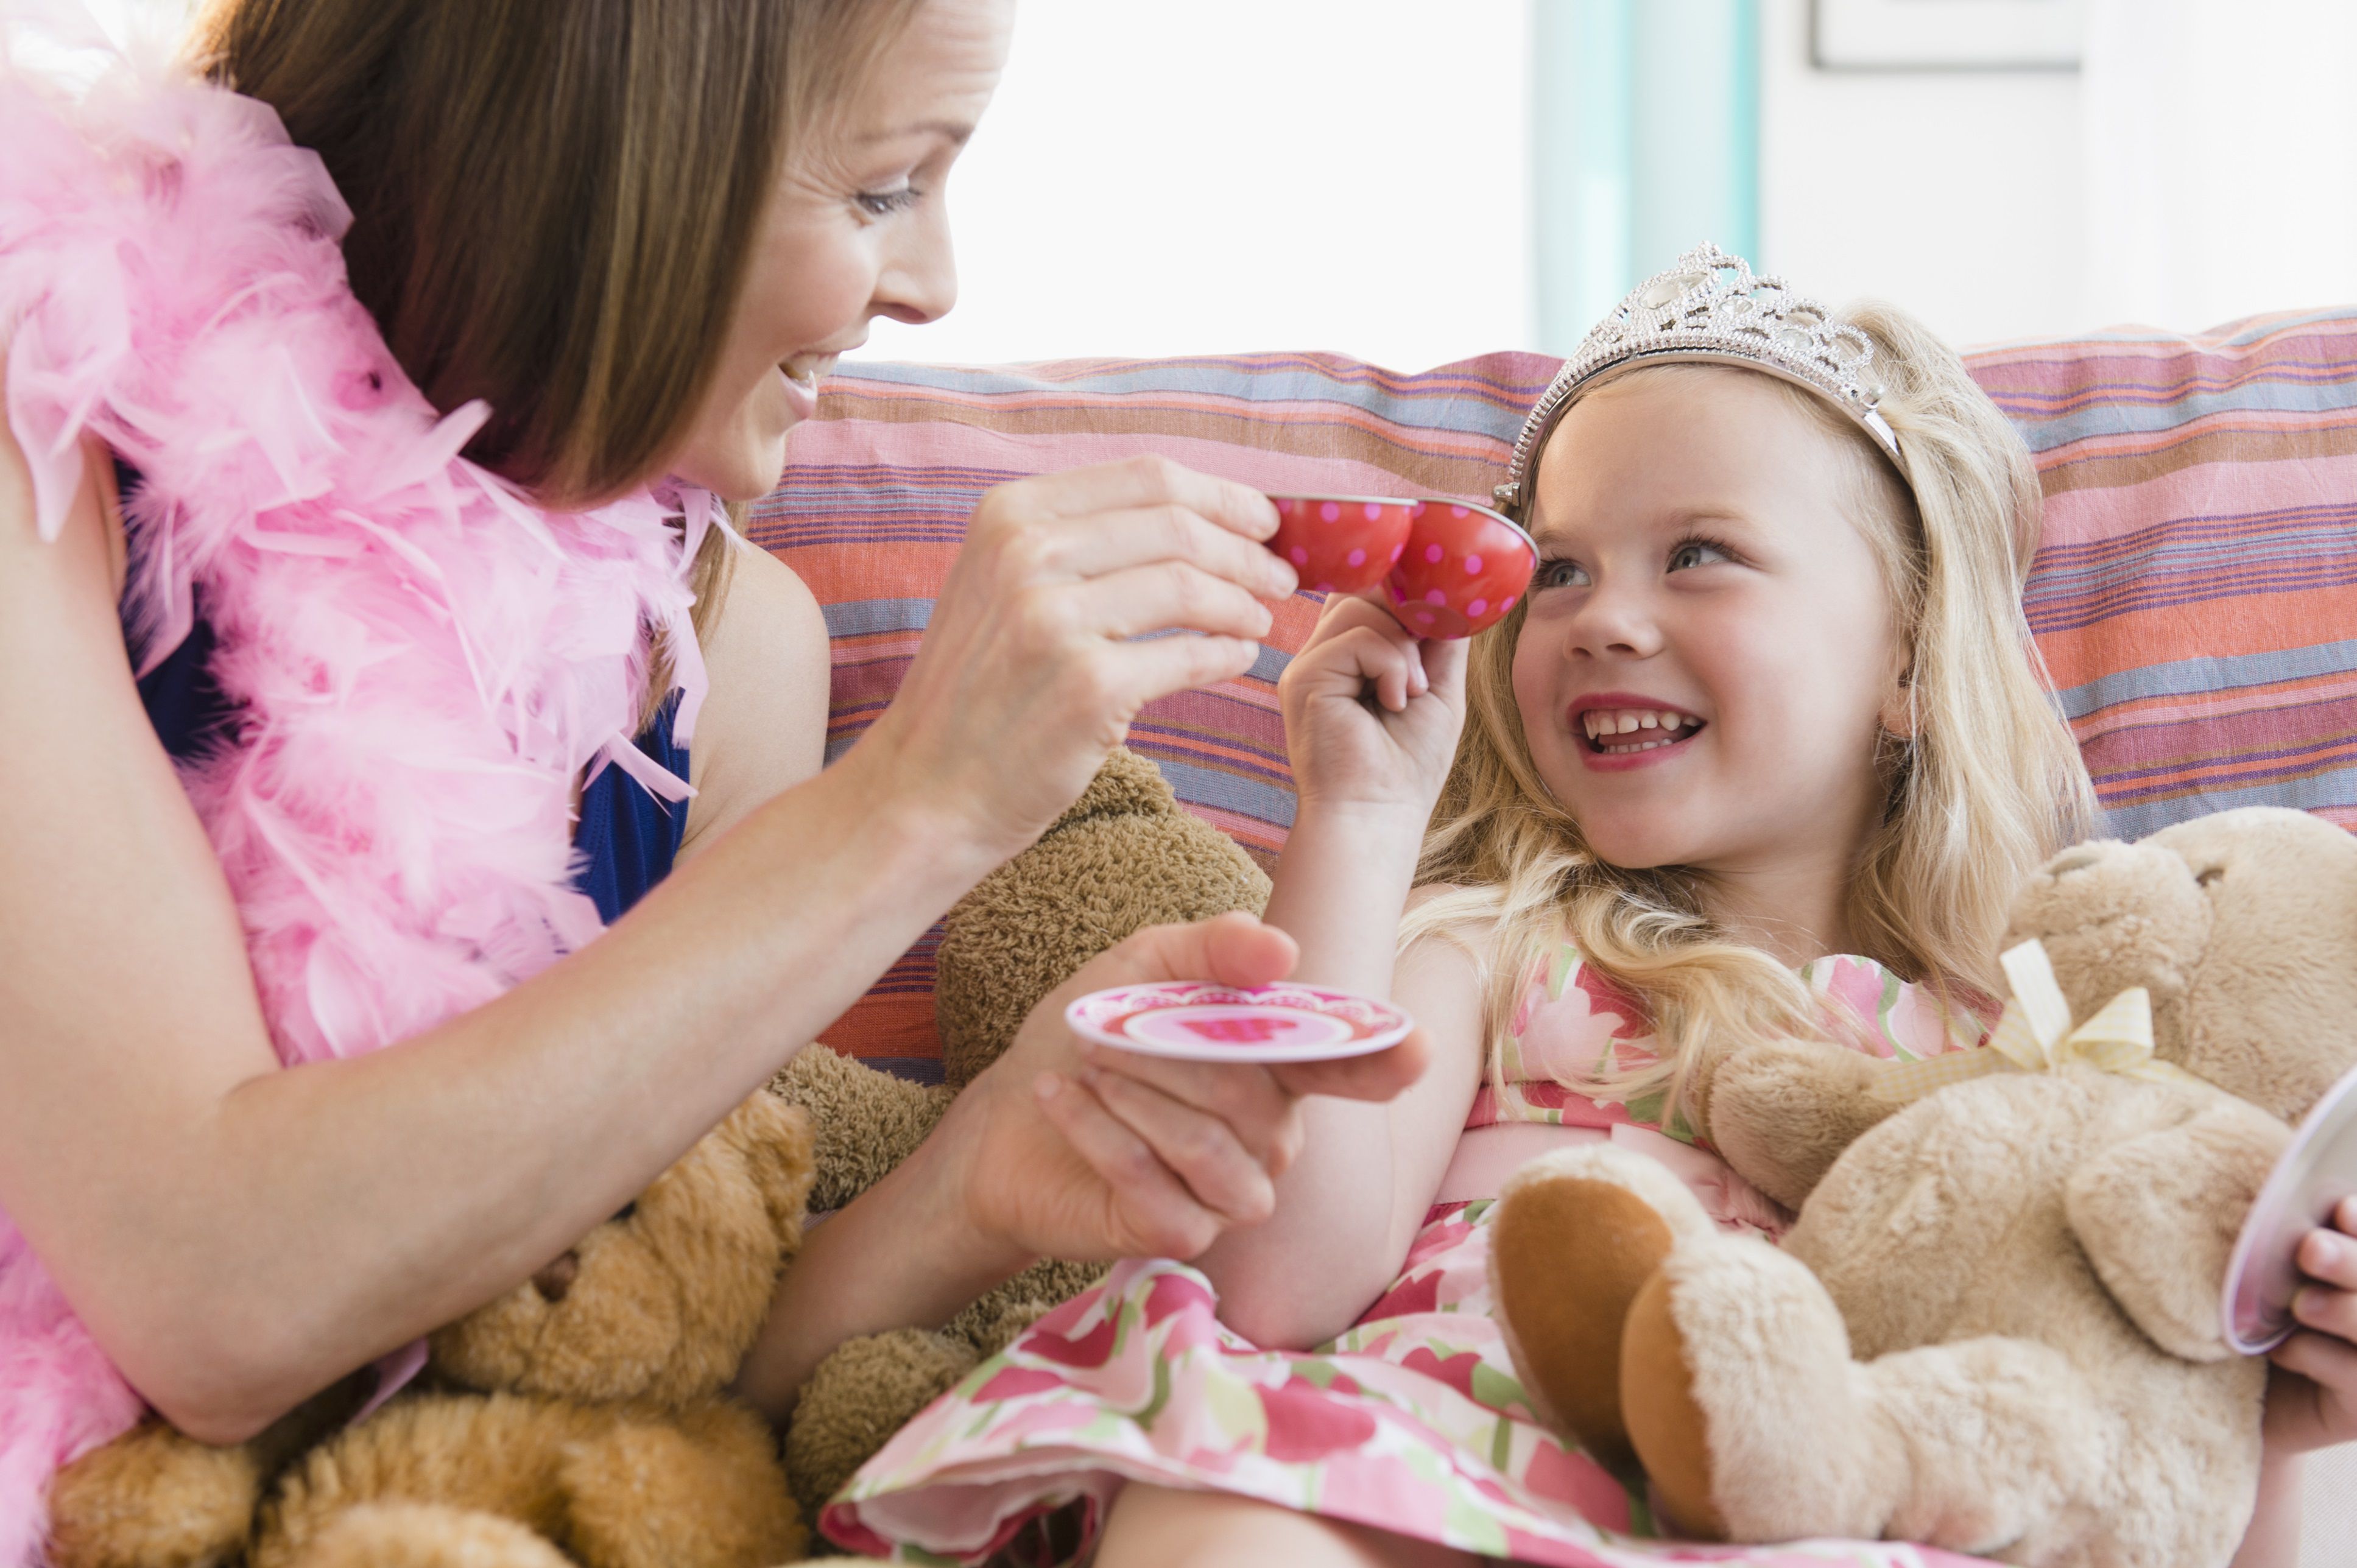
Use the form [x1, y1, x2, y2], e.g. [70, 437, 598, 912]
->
[48, 1092, 819, 1568]
[772, 745, 1270, 1524]
[1489, 805, 2357, 1568]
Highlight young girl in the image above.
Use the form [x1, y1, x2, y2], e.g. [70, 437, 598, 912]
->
[823, 251, 2357, 1567]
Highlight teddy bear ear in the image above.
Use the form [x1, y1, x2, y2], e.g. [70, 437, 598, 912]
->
[724, 1093, 819, 1243]
[1052, 745, 1174, 832]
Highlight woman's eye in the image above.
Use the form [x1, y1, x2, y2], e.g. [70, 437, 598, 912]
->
[854, 185, 922, 218]
[1668, 539, 1731, 572]
[1532, 558, 1590, 591]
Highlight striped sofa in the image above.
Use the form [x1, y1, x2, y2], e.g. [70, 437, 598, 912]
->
[752, 308, 2357, 1079]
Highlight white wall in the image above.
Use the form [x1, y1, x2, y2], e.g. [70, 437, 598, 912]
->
[856, 0, 1535, 372]
[1756, 0, 2087, 348]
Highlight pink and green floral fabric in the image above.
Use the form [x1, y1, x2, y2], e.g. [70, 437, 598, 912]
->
[823, 948, 1993, 1566]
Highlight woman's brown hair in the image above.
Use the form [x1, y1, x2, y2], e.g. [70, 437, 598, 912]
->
[198, 0, 920, 659]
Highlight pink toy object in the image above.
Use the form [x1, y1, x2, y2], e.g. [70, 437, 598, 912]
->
[0, 14, 711, 1561]
[1065, 982, 1414, 1063]
[1266, 493, 1535, 639]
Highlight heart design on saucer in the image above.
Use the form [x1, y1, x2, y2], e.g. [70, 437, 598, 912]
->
[1267, 493, 1535, 639]
[1065, 981, 1414, 1063]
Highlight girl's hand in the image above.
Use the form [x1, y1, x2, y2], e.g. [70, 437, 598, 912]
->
[855, 457, 1297, 865]
[1278, 592, 1467, 818]
[2263, 1195, 2357, 1454]
[940, 912, 1430, 1265]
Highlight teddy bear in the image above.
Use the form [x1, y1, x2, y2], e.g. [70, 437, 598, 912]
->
[46, 1091, 822, 1568]
[770, 745, 1271, 1524]
[1486, 804, 2357, 1568]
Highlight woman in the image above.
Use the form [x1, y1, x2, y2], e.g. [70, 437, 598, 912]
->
[0, 0, 1424, 1553]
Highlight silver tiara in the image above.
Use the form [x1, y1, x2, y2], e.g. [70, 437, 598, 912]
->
[1495, 243, 1901, 519]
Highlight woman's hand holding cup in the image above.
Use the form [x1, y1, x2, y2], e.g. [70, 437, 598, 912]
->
[854, 457, 1297, 868]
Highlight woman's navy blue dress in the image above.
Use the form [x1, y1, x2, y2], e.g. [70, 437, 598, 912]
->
[135, 610, 689, 925]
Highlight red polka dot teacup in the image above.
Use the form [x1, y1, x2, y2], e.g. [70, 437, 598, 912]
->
[1387, 498, 1538, 639]
[1267, 494, 1414, 597]
[1266, 493, 1535, 639]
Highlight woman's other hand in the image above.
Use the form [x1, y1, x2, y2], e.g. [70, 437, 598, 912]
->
[942, 912, 1429, 1265]
[853, 457, 1297, 865]
[1279, 592, 1467, 819]
[2264, 1195, 2357, 1454]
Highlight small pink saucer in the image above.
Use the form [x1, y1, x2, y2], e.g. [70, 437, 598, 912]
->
[1065, 982, 1414, 1063]
[2223, 1061, 2357, 1354]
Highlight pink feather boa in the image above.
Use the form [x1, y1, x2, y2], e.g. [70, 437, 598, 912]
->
[0, 11, 712, 1561]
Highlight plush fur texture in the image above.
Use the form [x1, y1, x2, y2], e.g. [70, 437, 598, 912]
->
[1489, 807, 2357, 1567]
[768, 747, 1269, 1522]
[0, 15, 713, 1557]
[48, 1095, 817, 1568]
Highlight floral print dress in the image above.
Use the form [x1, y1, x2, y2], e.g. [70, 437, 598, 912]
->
[824, 947, 1992, 1566]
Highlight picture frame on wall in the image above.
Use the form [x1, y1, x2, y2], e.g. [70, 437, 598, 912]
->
[1811, 0, 2084, 71]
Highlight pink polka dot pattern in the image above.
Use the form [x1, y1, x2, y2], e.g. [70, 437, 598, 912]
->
[1265, 494, 1412, 598]
[1389, 496, 1537, 639]
[1264, 493, 1534, 639]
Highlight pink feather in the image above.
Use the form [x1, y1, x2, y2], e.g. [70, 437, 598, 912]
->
[0, 10, 711, 1561]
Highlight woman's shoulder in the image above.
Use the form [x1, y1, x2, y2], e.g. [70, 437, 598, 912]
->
[676, 543, 830, 856]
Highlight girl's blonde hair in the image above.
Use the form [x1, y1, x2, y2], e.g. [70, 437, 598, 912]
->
[1404, 301, 2099, 1126]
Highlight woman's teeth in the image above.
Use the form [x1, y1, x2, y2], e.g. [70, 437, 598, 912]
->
[781, 356, 828, 388]
[1581, 708, 1701, 753]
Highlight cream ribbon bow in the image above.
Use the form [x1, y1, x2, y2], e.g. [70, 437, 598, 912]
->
[1869, 938, 2209, 1105]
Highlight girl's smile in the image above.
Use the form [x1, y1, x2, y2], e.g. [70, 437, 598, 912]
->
[1568, 692, 1708, 770]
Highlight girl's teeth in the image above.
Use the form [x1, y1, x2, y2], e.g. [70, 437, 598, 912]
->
[1583, 708, 1700, 750]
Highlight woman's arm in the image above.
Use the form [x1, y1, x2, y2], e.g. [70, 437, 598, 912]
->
[0, 434, 1298, 1443]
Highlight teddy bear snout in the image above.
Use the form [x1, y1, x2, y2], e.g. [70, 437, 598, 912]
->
[531, 1251, 580, 1304]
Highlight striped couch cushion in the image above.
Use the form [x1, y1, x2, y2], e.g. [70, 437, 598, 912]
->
[1971, 309, 2357, 838]
[751, 316, 2357, 1073]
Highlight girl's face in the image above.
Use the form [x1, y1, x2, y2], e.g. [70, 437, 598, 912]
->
[1513, 367, 1910, 886]
[669, 0, 1015, 499]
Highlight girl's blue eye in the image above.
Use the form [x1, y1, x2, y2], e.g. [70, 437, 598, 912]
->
[1532, 558, 1590, 591]
[855, 185, 922, 218]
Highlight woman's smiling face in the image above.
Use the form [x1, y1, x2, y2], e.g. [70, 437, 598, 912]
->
[669, 0, 1015, 499]
[1512, 365, 1910, 882]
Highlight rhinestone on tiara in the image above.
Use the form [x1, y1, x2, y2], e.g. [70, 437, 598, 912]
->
[1495, 243, 1903, 519]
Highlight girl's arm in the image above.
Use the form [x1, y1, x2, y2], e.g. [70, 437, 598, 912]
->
[2235, 1197, 2357, 1566]
[0, 430, 1302, 1443]
[1183, 596, 1479, 1349]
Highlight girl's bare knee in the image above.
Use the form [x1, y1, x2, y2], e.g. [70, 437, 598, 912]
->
[1094, 1481, 1478, 1568]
